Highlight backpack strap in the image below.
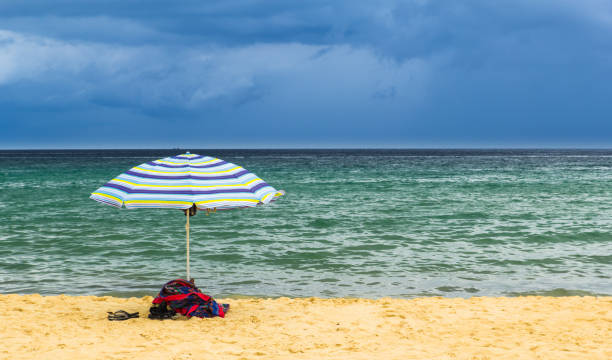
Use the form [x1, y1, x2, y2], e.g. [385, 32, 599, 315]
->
[167, 279, 199, 291]
[185, 304, 200, 316]
[153, 293, 191, 304]
[193, 292, 211, 302]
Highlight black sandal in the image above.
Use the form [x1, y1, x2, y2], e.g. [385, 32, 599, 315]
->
[107, 310, 139, 321]
[148, 302, 177, 320]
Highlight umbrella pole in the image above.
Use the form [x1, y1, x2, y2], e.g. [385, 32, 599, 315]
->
[186, 211, 190, 281]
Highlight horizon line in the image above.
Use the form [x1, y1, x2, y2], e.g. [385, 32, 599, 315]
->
[2, 146, 612, 151]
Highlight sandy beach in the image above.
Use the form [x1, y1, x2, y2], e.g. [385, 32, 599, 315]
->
[0, 295, 610, 359]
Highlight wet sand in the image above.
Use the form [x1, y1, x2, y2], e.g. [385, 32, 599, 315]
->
[0, 294, 610, 359]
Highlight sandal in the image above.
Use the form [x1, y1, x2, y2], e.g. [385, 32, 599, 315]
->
[148, 303, 177, 320]
[107, 310, 139, 321]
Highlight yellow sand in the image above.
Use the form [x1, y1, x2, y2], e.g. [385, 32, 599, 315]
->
[0, 295, 610, 359]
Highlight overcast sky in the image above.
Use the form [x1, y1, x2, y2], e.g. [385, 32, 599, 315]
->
[1, 0, 611, 148]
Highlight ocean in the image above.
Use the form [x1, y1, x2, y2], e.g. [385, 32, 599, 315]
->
[1, 149, 611, 298]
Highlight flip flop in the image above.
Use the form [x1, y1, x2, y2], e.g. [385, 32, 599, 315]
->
[107, 310, 139, 321]
[148, 311, 177, 320]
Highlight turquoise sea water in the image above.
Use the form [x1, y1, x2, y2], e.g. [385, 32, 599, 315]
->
[1, 149, 611, 298]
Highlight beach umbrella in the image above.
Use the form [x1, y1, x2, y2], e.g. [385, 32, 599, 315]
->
[90, 152, 284, 280]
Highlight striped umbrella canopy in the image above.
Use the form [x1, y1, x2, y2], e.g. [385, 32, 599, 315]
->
[90, 152, 284, 280]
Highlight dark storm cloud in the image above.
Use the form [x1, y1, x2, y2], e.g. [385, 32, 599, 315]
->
[1, 0, 611, 147]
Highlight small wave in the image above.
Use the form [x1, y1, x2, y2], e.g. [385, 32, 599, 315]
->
[225, 280, 262, 286]
[436, 286, 462, 292]
[436, 211, 491, 220]
[100, 290, 157, 298]
[505, 288, 610, 297]
[0, 262, 35, 270]
[308, 218, 340, 228]
[344, 244, 397, 251]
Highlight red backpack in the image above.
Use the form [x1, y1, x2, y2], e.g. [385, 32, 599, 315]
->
[150, 279, 228, 318]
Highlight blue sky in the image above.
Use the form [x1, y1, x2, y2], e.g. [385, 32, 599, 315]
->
[1, 0, 611, 148]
